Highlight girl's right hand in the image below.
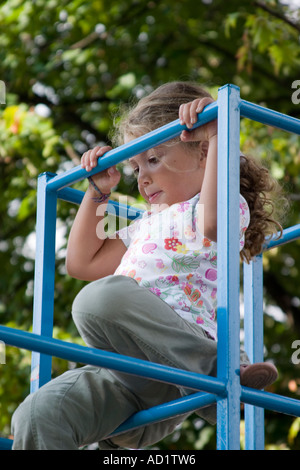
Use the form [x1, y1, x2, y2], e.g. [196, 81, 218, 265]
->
[81, 145, 121, 194]
[179, 97, 217, 142]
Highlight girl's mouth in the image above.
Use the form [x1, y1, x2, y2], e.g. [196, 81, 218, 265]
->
[148, 191, 162, 203]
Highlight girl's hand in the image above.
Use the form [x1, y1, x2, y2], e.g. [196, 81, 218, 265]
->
[81, 145, 121, 194]
[179, 97, 217, 143]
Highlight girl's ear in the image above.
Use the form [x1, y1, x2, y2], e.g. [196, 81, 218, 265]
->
[199, 141, 209, 163]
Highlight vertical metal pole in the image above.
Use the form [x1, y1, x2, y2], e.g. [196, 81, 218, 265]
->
[243, 256, 265, 449]
[216, 84, 241, 450]
[30, 172, 57, 393]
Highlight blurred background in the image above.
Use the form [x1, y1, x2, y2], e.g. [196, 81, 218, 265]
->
[0, 0, 300, 449]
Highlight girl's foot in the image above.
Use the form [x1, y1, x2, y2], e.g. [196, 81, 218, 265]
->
[240, 362, 278, 389]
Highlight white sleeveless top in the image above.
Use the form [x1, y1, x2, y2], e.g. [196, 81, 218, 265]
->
[114, 193, 250, 340]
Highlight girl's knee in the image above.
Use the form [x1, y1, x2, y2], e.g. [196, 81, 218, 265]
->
[11, 399, 33, 449]
[12, 391, 60, 449]
[71, 276, 150, 348]
[72, 275, 139, 324]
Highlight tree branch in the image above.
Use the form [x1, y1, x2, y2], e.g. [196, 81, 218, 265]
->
[254, 0, 300, 32]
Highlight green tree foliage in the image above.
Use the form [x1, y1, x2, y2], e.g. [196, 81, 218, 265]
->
[0, 0, 300, 449]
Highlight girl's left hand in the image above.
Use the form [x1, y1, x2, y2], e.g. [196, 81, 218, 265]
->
[179, 97, 217, 142]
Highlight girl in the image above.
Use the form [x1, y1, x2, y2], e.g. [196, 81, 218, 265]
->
[12, 82, 282, 450]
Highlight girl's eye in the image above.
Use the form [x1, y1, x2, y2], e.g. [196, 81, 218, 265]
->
[131, 156, 161, 176]
[148, 156, 159, 165]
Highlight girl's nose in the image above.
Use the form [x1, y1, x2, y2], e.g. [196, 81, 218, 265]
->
[138, 168, 152, 187]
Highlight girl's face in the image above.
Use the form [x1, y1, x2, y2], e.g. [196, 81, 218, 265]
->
[126, 136, 206, 208]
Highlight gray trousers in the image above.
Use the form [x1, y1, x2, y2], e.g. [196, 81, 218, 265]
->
[12, 275, 249, 450]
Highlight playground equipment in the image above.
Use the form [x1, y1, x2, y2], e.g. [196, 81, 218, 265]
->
[0, 84, 300, 450]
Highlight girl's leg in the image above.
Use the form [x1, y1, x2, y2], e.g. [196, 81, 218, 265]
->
[71, 275, 228, 427]
[72, 275, 222, 381]
[12, 274, 249, 450]
[11, 366, 138, 449]
[12, 364, 185, 450]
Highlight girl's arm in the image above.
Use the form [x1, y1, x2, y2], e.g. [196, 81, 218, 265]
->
[179, 98, 218, 241]
[66, 146, 127, 281]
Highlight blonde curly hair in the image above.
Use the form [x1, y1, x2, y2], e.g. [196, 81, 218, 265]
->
[239, 154, 286, 262]
[111, 81, 287, 261]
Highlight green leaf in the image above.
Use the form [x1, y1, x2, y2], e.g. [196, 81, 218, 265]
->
[288, 417, 300, 445]
[224, 12, 240, 37]
[170, 255, 200, 273]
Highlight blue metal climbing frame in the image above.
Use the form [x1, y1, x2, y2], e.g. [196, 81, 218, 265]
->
[1, 84, 300, 450]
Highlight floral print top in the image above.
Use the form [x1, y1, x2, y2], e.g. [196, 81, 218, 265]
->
[114, 193, 250, 340]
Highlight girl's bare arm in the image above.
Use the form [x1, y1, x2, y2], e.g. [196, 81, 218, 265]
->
[179, 97, 218, 241]
[66, 146, 127, 281]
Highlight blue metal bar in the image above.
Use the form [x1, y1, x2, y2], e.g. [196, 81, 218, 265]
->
[109, 392, 217, 439]
[216, 84, 242, 449]
[46, 102, 218, 191]
[57, 186, 144, 220]
[243, 256, 265, 450]
[57, 186, 84, 205]
[0, 394, 216, 450]
[264, 224, 300, 250]
[57, 186, 300, 243]
[50, 100, 299, 195]
[0, 325, 226, 397]
[30, 173, 57, 392]
[106, 199, 144, 220]
[240, 100, 300, 135]
[0, 438, 13, 450]
[241, 387, 300, 417]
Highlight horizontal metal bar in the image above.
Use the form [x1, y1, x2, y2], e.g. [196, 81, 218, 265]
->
[57, 186, 300, 245]
[0, 438, 13, 450]
[57, 186, 144, 220]
[46, 99, 300, 194]
[57, 181, 300, 248]
[0, 325, 226, 396]
[240, 100, 300, 135]
[264, 224, 300, 250]
[46, 102, 218, 192]
[4, 385, 298, 449]
[0, 393, 216, 450]
[109, 392, 216, 438]
[57, 186, 84, 205]
[241, 387, 300, 417]
[4, 324, 299, 419]
[106, 200, 145, 220]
